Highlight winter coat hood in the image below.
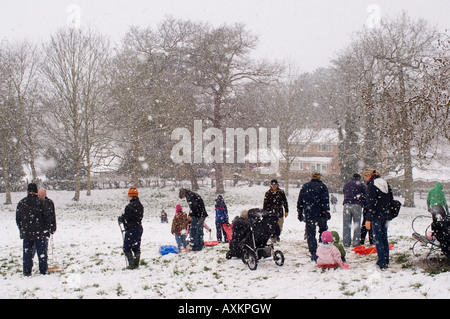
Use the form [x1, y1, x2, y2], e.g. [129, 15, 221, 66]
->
[373, 177, 389, 194]
[331, 230, 340, 244]
[427, 182, 448, 210]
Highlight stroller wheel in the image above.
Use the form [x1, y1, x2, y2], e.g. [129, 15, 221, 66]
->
[274, 250, 285, 266]
[226, 251, 232, 259]
[242, 249, 258, 270]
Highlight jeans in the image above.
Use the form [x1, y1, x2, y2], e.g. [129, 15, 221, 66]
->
[175, 234, 188, 249]
[305, 216, 328, 256]
[23, 238, 48, 276]
[190, 217, 205, 251]
[343, 204, 362, 247]
[123, 225, 143, 254]
[372, 220, 389, 268]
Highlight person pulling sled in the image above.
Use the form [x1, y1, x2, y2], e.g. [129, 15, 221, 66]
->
[118, 188, 144, 269]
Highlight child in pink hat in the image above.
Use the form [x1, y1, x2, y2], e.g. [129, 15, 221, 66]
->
[316, 231, 351, 269]
[171, 204, 190, 252]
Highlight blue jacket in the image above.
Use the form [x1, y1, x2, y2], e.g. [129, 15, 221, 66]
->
[343, 177, 366, 206]
[215, 195, 229, 224]
[365, 176, 393, 222]
[297, 179, 330, 219]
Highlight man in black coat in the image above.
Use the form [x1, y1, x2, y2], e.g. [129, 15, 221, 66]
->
[179, 188, 208, 251]
[38, 188, 57, 237]
[16, 183, 51, 276]
[297, 172, 330, 261]
[263, 179, 288, 242]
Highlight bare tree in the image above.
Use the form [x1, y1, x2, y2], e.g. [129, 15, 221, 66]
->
[188, 22, 282, 193]
[41, 28, 110, 200]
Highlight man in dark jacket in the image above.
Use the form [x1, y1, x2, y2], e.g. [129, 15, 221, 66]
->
[16, 183, 51, 276]
[342, 174, 366, 247]
[38, 188, 57, 237]
[179, 188, 208, 251]
[263, 179, 288, 242]
[362, 169, 393, 269]
[118, 188, 144, 269]
[297, 171, 330, 261]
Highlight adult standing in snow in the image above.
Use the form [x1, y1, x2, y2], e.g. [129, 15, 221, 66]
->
[342, 174, 366, 247]
[38, 188, 57, 238]
[215, 195, 229, 243]
[118, 188, 144, 269]
[362, 169, 393, 270]
[16, 183, 51, 276]
[263, 179, 289, 242]
[427, 182, 450, 258]
[427, 182, 449, 222]
[179, 188, 208, 251]
[297, 171, 330, 262]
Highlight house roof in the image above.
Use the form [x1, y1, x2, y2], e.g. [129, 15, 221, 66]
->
[289, 128, 339, 145]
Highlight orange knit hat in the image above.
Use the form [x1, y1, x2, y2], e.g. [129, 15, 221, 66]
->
[128, 188, 138, 197]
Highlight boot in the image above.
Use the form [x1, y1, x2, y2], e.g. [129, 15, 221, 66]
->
[125, 251, 135, 269]
[133, 252, 140, 269]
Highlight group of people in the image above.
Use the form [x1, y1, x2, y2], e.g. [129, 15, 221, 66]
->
[15, 169, 448, 275]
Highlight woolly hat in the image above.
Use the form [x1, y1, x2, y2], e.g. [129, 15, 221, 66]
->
[27, 183, 38, 193]
[321, 231, 333, 243]
[176, 204, 182, 213]
[128, 188, 138, 197]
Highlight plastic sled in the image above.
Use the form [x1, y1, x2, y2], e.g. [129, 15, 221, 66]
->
[223, 223, 233, 242]
[159, 245, 179, 255]
[48, 265, 65, 273]
[204, 240, 218, 247]
[352, 244, 394, 255]
[204, 232, 218, 247]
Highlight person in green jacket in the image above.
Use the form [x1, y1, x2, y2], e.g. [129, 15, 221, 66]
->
[331, 230, 346, 262]
[427, 182, 449, 222]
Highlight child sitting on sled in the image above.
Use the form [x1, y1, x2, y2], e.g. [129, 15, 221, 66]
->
[171, 204, 190, 252]
[316, 231, 350, 269]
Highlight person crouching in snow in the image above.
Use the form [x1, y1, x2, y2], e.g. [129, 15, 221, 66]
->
[316, 231, 350, 269]
[118, 188, 144, 269]
[171, 204, 189, 252]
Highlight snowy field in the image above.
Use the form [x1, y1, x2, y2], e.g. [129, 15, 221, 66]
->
[1, 184, 449, 300]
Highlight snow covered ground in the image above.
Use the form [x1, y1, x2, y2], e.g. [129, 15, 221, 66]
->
[1, 184, 449, 299]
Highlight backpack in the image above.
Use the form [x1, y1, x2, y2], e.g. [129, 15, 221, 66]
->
[389, 199, 402, 220]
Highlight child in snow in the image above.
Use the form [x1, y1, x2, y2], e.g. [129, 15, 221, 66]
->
[331, 230, 346, 262]
[215, 195, 230, 243]
[171, 204, 189, 252]
[316, 231, 350, 269]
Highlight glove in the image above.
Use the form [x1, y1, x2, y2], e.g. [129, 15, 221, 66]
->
[324, 211, 331, 220]
[341, 263, 351, 269]
[284, 211, 289, 218]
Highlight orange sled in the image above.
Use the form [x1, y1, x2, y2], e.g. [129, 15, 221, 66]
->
[223, 223, 233, 242]
[352, 244, 394, 255]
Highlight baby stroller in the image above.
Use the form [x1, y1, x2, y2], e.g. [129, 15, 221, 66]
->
[241, 208, 285, 270]
[412, 213, 450, 268]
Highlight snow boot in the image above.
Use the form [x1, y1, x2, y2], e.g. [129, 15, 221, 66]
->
[133, 252, 140, 269]
[125, 251, 136, 269]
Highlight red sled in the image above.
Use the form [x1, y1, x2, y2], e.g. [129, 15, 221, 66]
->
[223, 223, 233, 242]
[352, 244, 394, 255]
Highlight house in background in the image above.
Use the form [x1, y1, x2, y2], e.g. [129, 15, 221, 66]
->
[282, 128, 340, 182]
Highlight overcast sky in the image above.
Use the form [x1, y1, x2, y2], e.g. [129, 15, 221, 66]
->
[0, 0, 449, 72]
